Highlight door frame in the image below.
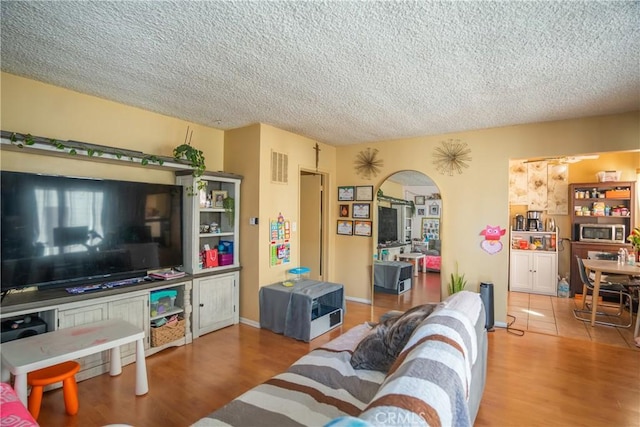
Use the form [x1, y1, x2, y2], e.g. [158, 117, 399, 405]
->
[299, 169, 328, 281]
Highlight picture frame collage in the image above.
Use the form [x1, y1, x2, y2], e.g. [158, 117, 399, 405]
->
[337, 185, 373, 236]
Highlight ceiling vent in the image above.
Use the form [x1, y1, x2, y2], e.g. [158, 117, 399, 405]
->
[271, 150, 288, 184]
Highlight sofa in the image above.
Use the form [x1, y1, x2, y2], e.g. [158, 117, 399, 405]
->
[193, 290, 487, 426]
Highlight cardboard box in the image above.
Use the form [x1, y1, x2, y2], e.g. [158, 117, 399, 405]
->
[605, 189, 631, 198]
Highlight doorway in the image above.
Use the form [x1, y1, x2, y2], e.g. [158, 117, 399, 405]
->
[299, 171, 327, 281]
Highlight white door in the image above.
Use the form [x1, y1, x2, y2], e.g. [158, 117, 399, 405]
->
[510, 251, 532, 291]
[58, 303, 109, 370]
[532, 252, 557, 295]
[198, 274, 236, 335]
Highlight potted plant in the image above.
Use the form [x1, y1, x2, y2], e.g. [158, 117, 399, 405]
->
[173, 127, 206, 195]
[448, 262, 467, 295]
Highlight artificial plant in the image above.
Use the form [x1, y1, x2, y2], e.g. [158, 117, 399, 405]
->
[223, 196, 235, 226]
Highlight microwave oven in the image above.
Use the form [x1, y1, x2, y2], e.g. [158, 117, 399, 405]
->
[578, 224, 625, 243]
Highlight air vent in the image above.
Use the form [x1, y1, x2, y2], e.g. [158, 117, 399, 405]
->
[271, 150, 288, 184]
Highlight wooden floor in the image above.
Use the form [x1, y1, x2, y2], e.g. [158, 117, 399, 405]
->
[34, 273, 640, 427]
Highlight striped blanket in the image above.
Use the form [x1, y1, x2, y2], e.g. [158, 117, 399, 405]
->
[193, 323, 386, 427]
[357, 306, 478, 427]
[193, 291, 484, 427]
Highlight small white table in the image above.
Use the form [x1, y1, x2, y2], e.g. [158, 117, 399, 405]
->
[0, 318, 148, 407]
[398, 253, 426, 276]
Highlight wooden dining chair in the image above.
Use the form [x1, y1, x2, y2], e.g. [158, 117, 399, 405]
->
[572, 256, 633, 328]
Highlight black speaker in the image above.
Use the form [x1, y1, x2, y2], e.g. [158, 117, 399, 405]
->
[479, 282, 495, 331]
[1, 316, 48, 343]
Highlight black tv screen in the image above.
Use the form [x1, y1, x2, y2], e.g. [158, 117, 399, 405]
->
[1, 171, 183, 292]
[378, 206, 398, 244]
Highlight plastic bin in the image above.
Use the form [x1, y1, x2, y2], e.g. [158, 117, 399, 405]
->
[219, 253, 234, 266]
[287, 267, 310, 282]
[218, 240, 234, 254]
[150, 290, 178, 317]
[596, 171, 621, 182]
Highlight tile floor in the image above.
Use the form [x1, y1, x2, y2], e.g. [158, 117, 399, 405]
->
[507, 291, 639, 350]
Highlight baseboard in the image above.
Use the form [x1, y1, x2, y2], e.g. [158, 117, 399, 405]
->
[240, 317, 260, 328]
[346, 296, 371, 305]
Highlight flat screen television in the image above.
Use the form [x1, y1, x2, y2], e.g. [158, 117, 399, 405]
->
[1, 171, 183, 293]
[378, 206, 398, 244]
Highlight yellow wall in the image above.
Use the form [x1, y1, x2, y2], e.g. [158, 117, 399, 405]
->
[224, 124, 261, 322]
[334, 112, 640, 325]
[258, 126, 337, 280]
[0, 72, 224, 180]
[379, 180, 404, 199]
[224, 123, 337, 322]
[2, 72, 638, 327]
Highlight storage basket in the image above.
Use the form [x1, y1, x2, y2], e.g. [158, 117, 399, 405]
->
[150, 317, 185, 347]
[596, 171, 621, 182]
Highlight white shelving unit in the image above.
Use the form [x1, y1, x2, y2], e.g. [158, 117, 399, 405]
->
[509, 228, 558, 296]
[175, 171, 242, 275]
[176, 171, 242, 338]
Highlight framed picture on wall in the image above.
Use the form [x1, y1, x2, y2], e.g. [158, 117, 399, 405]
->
[421, 217, 440, 241]
[352, 203, 370, 219]
[415, 195, 426, 205]
[417, 208, 425, 216]
[338, 186, 355, 201]
[337, 220, 353, 235]
[429, 202, 440, 216]
[355, 185, 374, 201]
[339, 204, 350, 217]
[354, 220, 372, 237]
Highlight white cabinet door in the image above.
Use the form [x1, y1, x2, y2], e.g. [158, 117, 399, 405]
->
[532, 252, 557, 295]
[108, 295, 149, 355]
[194, 273, 238, 337]
[510, 251, 533, 292]
[58, 302, 109, 370]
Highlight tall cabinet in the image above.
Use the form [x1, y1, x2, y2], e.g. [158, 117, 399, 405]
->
[392, 203, 413, 244]
[568, 181, 636, 295]
[176, 171, 242, 338]
[509, 229, 558, 296]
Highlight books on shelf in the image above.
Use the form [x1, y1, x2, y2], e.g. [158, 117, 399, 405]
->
[149, 270, 186, 280]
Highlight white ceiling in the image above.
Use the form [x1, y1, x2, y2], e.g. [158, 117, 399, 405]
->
[1, 1, 638, 146]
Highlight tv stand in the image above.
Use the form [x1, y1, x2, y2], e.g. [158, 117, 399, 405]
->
[0, 277, 193, 385]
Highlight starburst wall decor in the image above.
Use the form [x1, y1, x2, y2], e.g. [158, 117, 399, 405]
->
[433, 139, 472, 176]
[354, 147, 383, 179]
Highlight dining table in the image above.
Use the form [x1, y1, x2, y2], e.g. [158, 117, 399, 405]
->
[581, 258, 640, 332]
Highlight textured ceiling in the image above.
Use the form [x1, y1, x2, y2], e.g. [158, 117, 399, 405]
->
[1, 1, 639, 146]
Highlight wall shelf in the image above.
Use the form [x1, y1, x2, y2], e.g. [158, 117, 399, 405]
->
[0, 130, 193, 172]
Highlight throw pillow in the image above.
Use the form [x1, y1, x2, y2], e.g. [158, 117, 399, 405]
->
[350, 303, 437, 372]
